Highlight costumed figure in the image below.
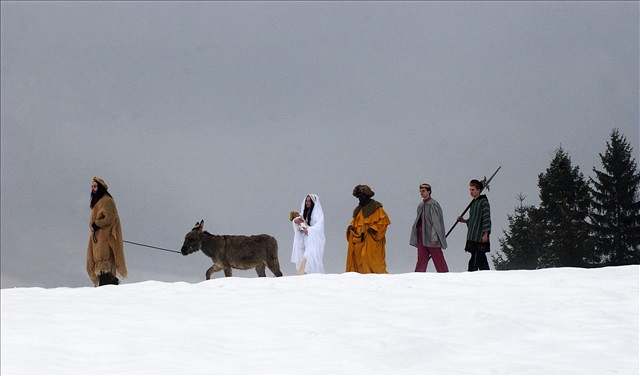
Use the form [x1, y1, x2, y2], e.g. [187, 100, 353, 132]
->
[291, 194, 326, 274]
[345, 185, 390, 273]
[86, 176, 127, 286]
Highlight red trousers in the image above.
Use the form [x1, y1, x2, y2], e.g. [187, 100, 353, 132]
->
[415, 228, 449, 273]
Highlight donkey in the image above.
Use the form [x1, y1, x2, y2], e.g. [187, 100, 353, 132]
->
[180, 220, 283, 279]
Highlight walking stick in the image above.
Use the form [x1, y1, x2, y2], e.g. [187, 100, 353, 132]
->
[445, 166, 502, 238]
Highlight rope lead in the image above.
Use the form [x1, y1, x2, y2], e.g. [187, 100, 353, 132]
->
[123, 240, 182, 254]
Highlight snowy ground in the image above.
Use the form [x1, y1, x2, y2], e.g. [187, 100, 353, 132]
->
[1, 266, 638, 374]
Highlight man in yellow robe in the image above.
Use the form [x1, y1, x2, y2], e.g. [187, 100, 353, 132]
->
[346, 185, 391, 273]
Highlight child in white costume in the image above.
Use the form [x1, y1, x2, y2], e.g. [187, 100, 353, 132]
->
[289, 211, 309, 233]
[290, 194, 326, 274]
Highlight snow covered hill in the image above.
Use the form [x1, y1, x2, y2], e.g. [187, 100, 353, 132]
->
[2, 266, 638, 374]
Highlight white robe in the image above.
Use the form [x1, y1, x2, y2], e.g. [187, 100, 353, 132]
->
[291, 194, 326, 274]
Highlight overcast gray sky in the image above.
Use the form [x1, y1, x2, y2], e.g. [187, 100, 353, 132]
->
[1, 1, 638, 288]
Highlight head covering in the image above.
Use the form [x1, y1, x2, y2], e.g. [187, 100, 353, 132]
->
[352, 185, 374, 199]
[90, 176, 112, 208]
[92, 176, 109, 191]
[300, 194, 324, 227]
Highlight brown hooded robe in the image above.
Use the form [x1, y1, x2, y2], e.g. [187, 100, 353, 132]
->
[86, 195, 127, 286]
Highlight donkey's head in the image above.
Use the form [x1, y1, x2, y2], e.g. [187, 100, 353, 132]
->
[181, 220, 205, 255]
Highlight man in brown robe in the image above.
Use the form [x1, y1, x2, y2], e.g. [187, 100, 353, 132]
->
[345, 185, 391, 273]
[86, 176, 127, 286]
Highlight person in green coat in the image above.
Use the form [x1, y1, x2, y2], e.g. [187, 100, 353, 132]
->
[457, 179, 491, 271]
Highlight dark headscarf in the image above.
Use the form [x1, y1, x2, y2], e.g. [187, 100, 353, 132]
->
[352, 184, 374, 206]
[352, 185, 381, 218]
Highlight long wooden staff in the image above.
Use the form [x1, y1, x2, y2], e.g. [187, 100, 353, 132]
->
[445, 166, 502, 238]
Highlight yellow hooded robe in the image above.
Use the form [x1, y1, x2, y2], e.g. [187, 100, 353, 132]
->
[345, 200, 390, 273]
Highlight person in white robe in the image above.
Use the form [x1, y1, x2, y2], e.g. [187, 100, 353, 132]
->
[291, 194, 326, 274]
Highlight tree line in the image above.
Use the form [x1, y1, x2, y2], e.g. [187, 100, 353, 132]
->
[493, 129, 640, 270]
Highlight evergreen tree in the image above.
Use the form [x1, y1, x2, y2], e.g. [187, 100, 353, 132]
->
[537, 147, 592, 267]
[590, 129, 640, 265]
[492, 194, 543, 270]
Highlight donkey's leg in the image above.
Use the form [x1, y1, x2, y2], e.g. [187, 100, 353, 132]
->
[205, 266, 216, 280]
[206, 264, 223, 280]
[255, 263, 266, 277]
[266, 240, 283, 277]
[223, 267, 233, 277]
[267, 258, 284, 277]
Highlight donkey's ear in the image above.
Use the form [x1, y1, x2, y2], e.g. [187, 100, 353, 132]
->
[200, 219, 204, 227]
